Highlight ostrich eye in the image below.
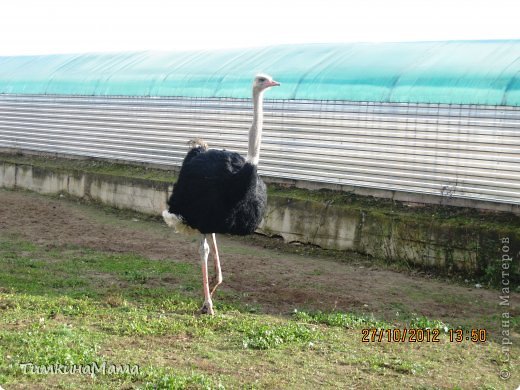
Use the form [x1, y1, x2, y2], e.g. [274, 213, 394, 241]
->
[258, 77, 266, 83]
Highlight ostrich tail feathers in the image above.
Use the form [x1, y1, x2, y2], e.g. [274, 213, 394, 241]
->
[162, 210, 199, 235]
[188, 138, 208, 151]
[162, 210, 180, 230]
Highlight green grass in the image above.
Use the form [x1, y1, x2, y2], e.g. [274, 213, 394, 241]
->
[0, 234, 517, 389]
[0, 152, 177, 183]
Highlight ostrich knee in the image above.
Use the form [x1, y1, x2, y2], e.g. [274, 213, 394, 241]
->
[199, 236, 210, 259]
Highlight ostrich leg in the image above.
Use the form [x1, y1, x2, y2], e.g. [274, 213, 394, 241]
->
[199, 235, 214, 315]
[210, 233, 222, 296]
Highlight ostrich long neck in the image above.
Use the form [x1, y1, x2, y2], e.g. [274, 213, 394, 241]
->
[246, 89, 263, 165]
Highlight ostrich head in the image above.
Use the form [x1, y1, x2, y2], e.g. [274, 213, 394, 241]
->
[253, 74, 280, 93]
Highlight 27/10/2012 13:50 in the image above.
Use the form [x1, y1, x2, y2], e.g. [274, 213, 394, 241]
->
[361, 328, 487, 343]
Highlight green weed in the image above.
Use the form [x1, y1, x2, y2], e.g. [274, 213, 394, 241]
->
[241, 322, 317, 350]
[293, 310, 389, 329]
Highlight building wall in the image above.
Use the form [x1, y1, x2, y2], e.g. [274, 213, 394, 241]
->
[1, 94, 519, 209]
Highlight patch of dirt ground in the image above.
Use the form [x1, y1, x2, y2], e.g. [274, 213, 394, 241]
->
[0, 189, 518, 338]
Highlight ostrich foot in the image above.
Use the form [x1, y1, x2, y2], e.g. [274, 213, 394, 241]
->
[200, 301, 214, 315]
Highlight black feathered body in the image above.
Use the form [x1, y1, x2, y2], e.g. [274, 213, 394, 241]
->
[167, 147, 267, 235]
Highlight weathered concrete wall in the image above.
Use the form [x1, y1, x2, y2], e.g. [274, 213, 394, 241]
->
[261, 194, 520, 280]
[260, 196, 481, 271]
[0, 162, 171, 215]
[1, 160, 519, 280]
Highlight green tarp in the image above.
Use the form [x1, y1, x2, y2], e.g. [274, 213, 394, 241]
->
[0, 41, 519, 105]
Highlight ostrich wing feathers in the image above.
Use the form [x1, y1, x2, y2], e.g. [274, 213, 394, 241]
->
[167, 149, 266, 235]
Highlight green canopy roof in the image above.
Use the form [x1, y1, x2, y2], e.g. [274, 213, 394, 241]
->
[0, 41, 519, 105]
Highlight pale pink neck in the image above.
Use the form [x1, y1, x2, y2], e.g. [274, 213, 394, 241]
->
[246, 89, 263, 165]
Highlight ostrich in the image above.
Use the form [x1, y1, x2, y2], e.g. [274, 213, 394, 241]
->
[162, 74, 280, 315]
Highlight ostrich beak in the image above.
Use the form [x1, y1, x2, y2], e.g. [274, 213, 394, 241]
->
[267, 80, 280, 87]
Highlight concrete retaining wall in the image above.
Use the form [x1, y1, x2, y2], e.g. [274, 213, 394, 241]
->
[0, 162, 171, 215]
[1, 159, 519, 279]
[262, 196, 478, 271]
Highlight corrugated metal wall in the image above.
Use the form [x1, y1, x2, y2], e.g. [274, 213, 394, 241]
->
[1, 94, 519, 205]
